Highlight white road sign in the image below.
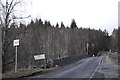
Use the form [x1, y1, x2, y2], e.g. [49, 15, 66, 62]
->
[13, 39, 19, 46]
[34, 54, 45, 60]
[13, 39, 19, 73]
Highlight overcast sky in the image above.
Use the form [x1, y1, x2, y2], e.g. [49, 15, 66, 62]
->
[26, 0, 119, 35]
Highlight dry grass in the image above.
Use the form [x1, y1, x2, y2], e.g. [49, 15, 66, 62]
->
[108, 52, 118, 59]
[98, 52, 119, 78]
[108, 52, 118, 65]
[2, 67, 59, 79]
[97, 51, 103, 56]
[102, 52, 118, 66]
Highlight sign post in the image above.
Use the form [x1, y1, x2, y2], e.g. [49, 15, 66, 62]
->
[13, 39, 19, 73]
[15, 46, 17, 73]
[34, 54, 46, 68]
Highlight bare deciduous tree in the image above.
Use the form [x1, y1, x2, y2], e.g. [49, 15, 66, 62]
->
[0, 0, 30, 54]
[0, 0, 30, 72]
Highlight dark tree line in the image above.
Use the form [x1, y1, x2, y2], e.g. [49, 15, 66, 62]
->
[109, 28, 119, 52]
[2, 18, 111, 72]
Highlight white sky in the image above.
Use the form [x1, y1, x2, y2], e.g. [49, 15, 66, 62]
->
[27, 0, 119, 35]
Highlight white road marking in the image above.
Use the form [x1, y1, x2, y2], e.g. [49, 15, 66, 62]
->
[90, 77, 92, 78]
[37, 75, 44, 77]
[89, 56, 103, 78]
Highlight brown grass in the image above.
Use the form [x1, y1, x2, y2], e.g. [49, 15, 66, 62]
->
[104, 52, 118, 65]
[2, 67, 59, 79]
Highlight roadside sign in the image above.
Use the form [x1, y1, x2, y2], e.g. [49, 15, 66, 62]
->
[34, 54, 45, 60]
[13, 39, 19, 46]
[13, 39, 20, 73]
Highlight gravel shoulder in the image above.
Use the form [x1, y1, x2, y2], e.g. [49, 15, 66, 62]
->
[93, 52, 119, 78]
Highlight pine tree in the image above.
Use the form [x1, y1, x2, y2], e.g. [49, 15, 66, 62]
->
[30, 20, 34, 26]
[43, 20, 48, 28]
[56, 23, 59, 28]
[47, 21, 51, 27]
[70, 19, 77, 29]
[39, 19, 43, 25]
[19, 23, 26, 30]
[60, 22, 65, 28]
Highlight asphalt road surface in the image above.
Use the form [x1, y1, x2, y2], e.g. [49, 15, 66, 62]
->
[27, 56, 103, 79]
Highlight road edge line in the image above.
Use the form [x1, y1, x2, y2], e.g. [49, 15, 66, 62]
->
[89, 56, 103, 79]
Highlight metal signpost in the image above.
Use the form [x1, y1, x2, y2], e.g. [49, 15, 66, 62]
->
[13, 39, 19, 73]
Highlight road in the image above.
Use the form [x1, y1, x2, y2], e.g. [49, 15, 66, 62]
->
[26, 56, 103, 79]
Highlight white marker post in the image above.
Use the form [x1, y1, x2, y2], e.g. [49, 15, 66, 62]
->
[87, 43, 89, 54]
[13, 39, 19, 73]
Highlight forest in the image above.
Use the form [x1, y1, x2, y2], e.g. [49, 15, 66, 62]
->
[2, 18, 118, 72]
[0, 0, 119, 73]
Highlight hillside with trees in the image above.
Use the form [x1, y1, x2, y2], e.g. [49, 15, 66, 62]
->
[2, 18, 111, 72]
[109, 28, 119, 52]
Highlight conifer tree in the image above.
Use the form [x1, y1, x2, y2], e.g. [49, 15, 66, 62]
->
[60, 22, 65, 28]
[70, 19, 77, 29]
[56, 23, 59, 28]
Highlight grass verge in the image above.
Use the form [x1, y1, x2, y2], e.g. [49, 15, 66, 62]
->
[108, 52, 118, 65]
[2, 67, 60, 79]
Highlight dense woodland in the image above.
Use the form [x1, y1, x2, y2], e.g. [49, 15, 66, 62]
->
[2, 19, 118, 72]
[110, 28, 118, 52]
